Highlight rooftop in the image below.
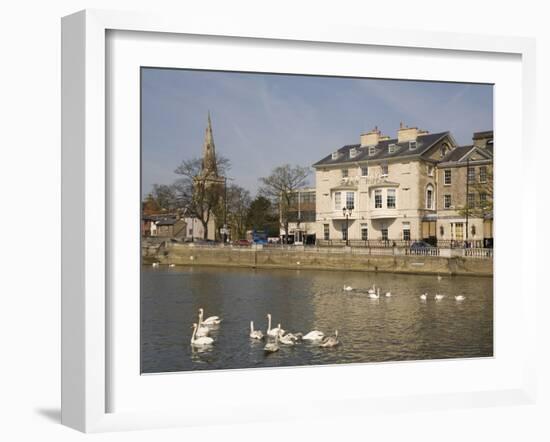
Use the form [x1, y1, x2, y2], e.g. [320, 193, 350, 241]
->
[313, 131, 450, 168]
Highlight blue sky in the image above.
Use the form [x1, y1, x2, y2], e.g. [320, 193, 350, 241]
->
[141, 68, 493, 197]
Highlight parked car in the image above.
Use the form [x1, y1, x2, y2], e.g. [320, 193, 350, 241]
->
[193, 239, 217, 245]
[233, 239, 251, 246]
[410, 240, 435, 250]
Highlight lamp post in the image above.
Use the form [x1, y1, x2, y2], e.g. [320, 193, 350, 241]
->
[223, 176, 228, 244]
[465, 156, 470, 248]
[342, 206, 353, 246]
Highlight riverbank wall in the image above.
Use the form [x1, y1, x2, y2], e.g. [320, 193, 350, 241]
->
[143, 243, 493, 277]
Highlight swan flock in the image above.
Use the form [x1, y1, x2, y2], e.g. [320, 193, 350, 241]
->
[189, 286, 467, 353]
[189, 307, 340, 351]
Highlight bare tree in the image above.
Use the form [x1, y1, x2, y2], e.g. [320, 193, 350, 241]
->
[458, 169, 493, 219]
[149, 184, 177, 211]
[259, 164, 310, 243]
[226, 184, 252, 240]
[172, 156, 230, 240]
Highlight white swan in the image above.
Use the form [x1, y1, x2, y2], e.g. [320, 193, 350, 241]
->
[249, 321, 264, 340]
[437, 275, 443, 281]
[369, 288, 380, 299]
[191, 323, 214, 347]
[199, 308, 221, 326]
[320, 330, 339, 348]
[266, 314, 284, 337]
[285, 332, 303, 341]
[455, 295, 466, 301]
[264, 334, 279, 353]
[434, 294, 445, 301]
[303, 330, 325, 341]
[343, 285, 353, 292]
[367, 284, 376, 295]
[420, 293, 428, 300]
[169, 263, 175, 268]
[151, 262, 159, 267]
[195, 310, 210, 337]
[385, 291, 392, 297]
[278, 329, 296, 346]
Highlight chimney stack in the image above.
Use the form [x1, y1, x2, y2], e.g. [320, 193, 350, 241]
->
[397, 122, 419, 143]
[472, 130, 493, 148]
[360, 126, 382, 147]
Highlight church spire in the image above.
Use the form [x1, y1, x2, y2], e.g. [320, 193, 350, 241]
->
[201, 111, 218, 176]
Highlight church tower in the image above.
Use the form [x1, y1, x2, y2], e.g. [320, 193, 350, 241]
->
[201, 112, 219, 178]
[195, 112, 224, 241]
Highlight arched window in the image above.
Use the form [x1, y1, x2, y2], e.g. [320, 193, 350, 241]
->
[426, 184, 434, 210]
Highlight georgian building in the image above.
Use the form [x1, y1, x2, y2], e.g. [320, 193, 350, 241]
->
[436, 131, 493, 247]
[311, 124, 493, 245]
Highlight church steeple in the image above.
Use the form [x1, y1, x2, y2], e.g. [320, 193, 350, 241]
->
[201, 111, 218, 176]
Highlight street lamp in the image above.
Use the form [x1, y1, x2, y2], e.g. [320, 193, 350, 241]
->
[342, 205, 353, 246]
[223, 176, 228, 245]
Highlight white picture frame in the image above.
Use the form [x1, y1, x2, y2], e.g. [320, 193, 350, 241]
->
[61, 9, 537, 433]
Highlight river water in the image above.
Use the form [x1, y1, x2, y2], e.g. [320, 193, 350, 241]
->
[141, 266, 493, 373]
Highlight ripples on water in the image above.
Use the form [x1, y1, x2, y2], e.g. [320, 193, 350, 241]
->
[141, 266, 493, 373]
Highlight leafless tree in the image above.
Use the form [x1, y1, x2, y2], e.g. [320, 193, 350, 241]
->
[172, 156, 230, 240]
[225, 184, 252, 240]
[259, 164, 310, 243]
[458, 169, 493, 219]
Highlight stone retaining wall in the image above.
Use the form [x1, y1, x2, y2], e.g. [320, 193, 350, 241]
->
[143, 243, 493, 277]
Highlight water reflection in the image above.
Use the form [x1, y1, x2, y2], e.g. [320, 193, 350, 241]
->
[141, 266, 493, 373]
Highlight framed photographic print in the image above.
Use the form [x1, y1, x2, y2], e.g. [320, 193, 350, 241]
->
[61, 9, 537, 433]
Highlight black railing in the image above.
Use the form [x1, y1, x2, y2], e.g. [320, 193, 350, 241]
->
[317, 238, 492, 249]
[435, 239, 489, 249]
[317, 239, 412, 248]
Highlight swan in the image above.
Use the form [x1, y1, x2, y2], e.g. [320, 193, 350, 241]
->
[385, 291, 392, 297]
[367, 284, 376, 295]
[285, 332, 303, 341]
[190, 323, 214, 347]
[343, 285, 353, 292]
[303, 330, 325, 341]
[369, 288, 380, 299]
[198, 308, 222, 326]
[320, 330, 339, 348]
[278, 330, 296, 346]
[437, 275, 443, 281]
[420, 293, 428, 300]
[266, 314, 284, 337]
[455, 295, 466, 301]
[249, 321, 264, 340]
[195, 310, 210, 337]
[169, 263, 175, 268]
[151, 262, 159, 267]
[264, 334, 279, 353]
[434, 294, 445, 301]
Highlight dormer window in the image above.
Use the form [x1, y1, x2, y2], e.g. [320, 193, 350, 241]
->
[331, 151, 340, 160]
[388, 143, 397, 154]
[349, 148, 358, 158]
[368, 146, 376, 156]
[409, 140, 417, 150]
